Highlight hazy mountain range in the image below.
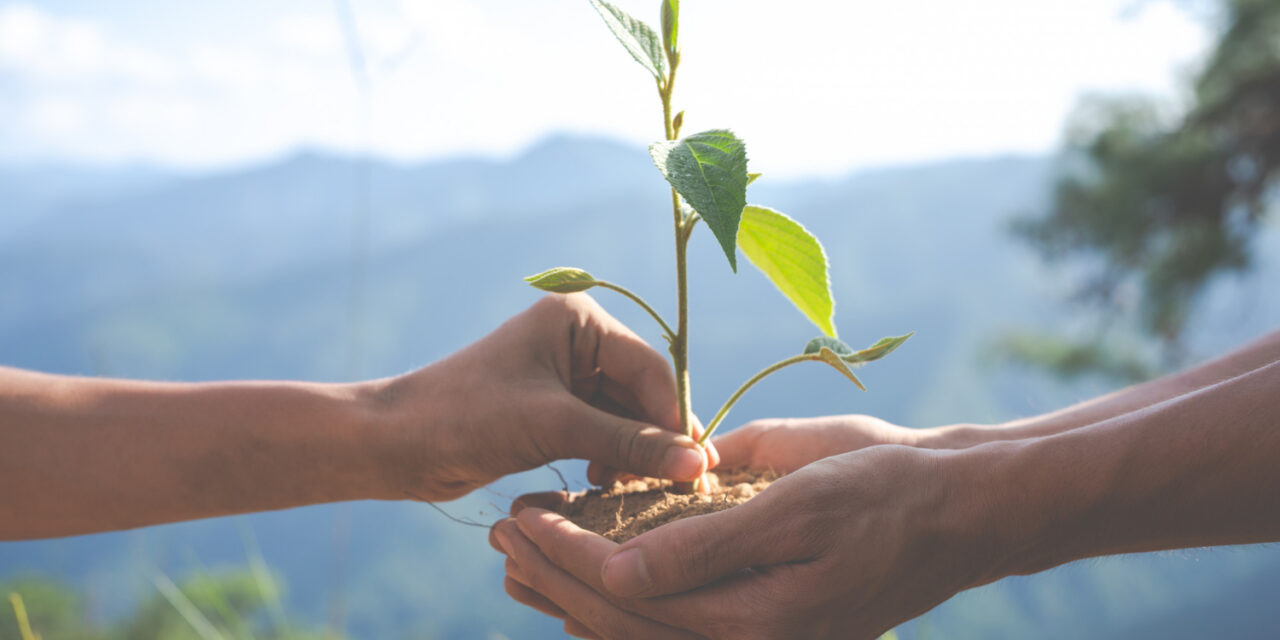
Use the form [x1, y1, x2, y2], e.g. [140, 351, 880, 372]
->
[2, 136, 1278, 639]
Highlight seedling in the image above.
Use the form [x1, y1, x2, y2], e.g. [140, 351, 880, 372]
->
[527, 0, 911, 483]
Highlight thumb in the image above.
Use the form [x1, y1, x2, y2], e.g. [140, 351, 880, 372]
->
[600, 496, 790, 598]
[557, 404, 707, 482]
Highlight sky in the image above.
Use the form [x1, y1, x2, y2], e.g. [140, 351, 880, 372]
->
[0, 0, 1211, 178]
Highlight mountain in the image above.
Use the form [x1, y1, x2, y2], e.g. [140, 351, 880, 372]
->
[1, 136, 1278, 639]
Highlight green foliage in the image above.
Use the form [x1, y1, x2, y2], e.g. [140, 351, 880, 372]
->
[804, 334, 914, 365]
[2, 577, 93, 640]
[2, 569, 338, 640]
[587, 0, 667, 81]
[803, 335, 916, 366]
[650, 130, 751, 270]
[1011, 0, 1279, 376]
[738, 206, 836, 336]
[524, 267, 598, 293]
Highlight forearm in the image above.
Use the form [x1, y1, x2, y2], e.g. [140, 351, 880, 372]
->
[0, 367, 401, 539]
[923, 327, 1280, 448]
[948, 358, 1280, 585]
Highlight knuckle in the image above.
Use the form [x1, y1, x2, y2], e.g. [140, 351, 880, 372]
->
[533, 292, 572, 314]
[613, 422, 646, 469]
[533, 394, 579, 457]
[668, 517, 728, 585]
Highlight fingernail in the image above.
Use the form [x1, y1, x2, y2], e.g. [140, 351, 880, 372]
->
[661, 445, 704, 481]
[602, 548, 651, 597]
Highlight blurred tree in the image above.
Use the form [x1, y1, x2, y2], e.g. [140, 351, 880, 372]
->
[1007, 0, 1279, 381]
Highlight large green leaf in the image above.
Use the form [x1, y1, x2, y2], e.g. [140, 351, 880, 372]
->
[524, 267, 598, 293]
[587, 0, 667, 80]
[804, 333, 913, 366]
[650, 130, 749, 270]
[738, 205, 835, 336]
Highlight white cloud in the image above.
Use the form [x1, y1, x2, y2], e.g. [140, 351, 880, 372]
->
[0, 0, 1210, 176]
[0, 4, 43, 60]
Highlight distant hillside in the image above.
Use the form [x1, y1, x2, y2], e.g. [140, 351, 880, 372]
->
[1, 137, 1278, 639]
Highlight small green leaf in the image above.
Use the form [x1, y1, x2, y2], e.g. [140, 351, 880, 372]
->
[739, 205, 836, 336]
[813, 347, 866, 391]
[804, 336, 852, 357]
[660, 0, 679, 60]
[746, 172, 762, 186]
[525, 267, 598, 293]
[843, 333, 914, 364]
[650, 130, 749, 271]
[588, 0, 667, 80]
[804, 333, 914, 366]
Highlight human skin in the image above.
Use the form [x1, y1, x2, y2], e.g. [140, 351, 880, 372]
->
[0, 293, 718, 540]
[492, 328, 1280, 639]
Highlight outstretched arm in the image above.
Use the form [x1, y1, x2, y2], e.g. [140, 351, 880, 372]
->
[717, 327, 1280, 458]
[0, 294, 714, 540]
[923, 327, 1280, 447]
[494, 357, 1280, 639]
[0, 369, 390, 538]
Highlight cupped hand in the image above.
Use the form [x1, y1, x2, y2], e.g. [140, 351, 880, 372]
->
[492, 443, 989, 639]
[376, 293, 718, 501]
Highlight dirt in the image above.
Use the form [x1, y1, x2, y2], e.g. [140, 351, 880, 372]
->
[561, 469, 778, 543]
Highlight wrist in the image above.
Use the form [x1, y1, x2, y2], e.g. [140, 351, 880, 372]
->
[937, 432, 1116, 585]
[348, 366, 444, 501]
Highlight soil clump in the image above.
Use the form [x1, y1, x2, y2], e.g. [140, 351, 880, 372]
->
[561, 469, 777, 543]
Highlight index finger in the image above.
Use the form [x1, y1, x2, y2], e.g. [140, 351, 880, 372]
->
[594, 319, 681, 432]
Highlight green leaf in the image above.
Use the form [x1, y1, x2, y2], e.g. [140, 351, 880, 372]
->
[843, 333, 913, 364]
[812, 346, 866, 391]
[804, 333, 913, 366]
[738, 205, 836, 336]
[660, 0, 679, 59]
[650, 130, 750, 270]
[524, 267, 598, 293]
[746, 172, 762, 186]
[587, 0, 667, 80]
[805, 336, 854, 357]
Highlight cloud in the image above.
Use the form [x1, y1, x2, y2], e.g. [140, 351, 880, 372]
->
[0, 0, 1209, 176]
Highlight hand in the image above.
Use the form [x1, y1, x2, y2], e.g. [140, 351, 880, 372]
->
[374, 293, 718, 501]
[712, 414, 921, 473]
[583, 413, 901, 488]
[492, 439, 986, 639]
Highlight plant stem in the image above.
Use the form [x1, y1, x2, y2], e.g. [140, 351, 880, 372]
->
[593, 280, 676, 340]
[660, 63, 694, 444]
[697, 353, 819, 447]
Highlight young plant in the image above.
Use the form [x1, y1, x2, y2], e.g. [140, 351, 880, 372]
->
[526, 0, 911, 484]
